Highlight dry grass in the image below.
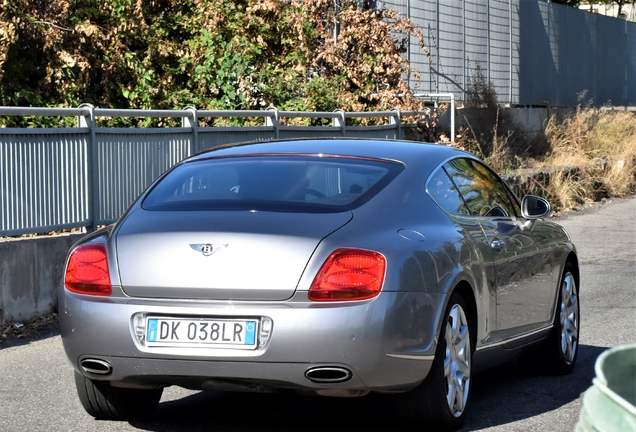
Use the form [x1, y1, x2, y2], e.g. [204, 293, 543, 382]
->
[539, 108, 636, 209]
[455, 106, 636, 211]
[455, 108, 519, 173]
[456, 67, 636, 210]
[542, 170, 590, 211]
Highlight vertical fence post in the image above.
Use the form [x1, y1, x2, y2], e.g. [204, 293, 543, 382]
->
[625, 19, 629, 105]
[509, 0, 513, 105]
[436, 0, 440, 92]
[463, 0, 466, 104]
[407, 0, 411, 90]
[487, 0, 491, 85]
[390, 109, 402, 140]
[266, 107, 279, 139]
[333, 109, 346, 137]
[78, 103, 98, 232]
[182, 106, 198, 155]
[449, 93, 455, 142]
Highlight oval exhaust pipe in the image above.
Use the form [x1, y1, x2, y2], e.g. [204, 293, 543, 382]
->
[80, 358, 113, 375]
[305, 367, 352, 383]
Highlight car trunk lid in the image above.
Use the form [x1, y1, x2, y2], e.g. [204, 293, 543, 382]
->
[116, 210, 352, 300]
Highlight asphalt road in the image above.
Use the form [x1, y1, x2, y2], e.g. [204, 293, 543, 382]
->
[1, 197, 634, 432]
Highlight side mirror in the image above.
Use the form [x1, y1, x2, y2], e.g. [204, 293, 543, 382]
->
[521, 195, 552, 219]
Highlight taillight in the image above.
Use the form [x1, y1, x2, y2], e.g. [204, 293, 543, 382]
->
[65, 243, 112, 296]
[309, 249, 386, 301]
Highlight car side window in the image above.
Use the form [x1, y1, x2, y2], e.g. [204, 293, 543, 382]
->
[427, 165, 470, 215]
[443, 158, 517, 218]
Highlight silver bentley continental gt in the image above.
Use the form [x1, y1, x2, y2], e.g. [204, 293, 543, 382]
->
[59, 138, 580, 431]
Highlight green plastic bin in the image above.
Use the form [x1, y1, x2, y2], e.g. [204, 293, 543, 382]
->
[576, 344, 636, 432]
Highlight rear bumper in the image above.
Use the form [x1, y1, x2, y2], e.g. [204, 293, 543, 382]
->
[74, 355, 409, 394]
[59, 286, 443, 393]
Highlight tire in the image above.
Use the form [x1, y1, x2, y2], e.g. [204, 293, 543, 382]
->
[394, 293, 473, 432]
[544, 262, 580, 374]
[74, 372, 163, 420]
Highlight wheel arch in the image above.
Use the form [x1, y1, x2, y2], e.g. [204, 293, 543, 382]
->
[565, 252, 580, 291]
[451, 280, 478, 354]
[546, 250, 580, 333]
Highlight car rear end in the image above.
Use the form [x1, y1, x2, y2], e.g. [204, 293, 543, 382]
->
[59, 151, 439, 401]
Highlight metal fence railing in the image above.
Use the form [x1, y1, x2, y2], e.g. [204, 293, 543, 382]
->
[1, 102, 454, 236]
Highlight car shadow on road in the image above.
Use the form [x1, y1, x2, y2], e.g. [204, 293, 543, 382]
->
[130, 390, 397, 432]
[127, 344, 607, 432]
[460, 343, 606, 431]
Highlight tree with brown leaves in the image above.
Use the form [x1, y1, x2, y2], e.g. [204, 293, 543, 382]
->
[0, 0, 429, 126]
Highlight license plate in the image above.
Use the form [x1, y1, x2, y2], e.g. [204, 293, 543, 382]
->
[145, 317, 258, 349]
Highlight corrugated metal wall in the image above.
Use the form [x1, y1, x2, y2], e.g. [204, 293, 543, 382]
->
[0, 109, 409, 235]
[197, 128, 275, 153]
[0, 130, 90, 235]
[382, 0, 636, 106]
[489, 1, 512, 102]
[465, 0, 489, 86]
[343, 126, 400, 139]
[96, 129, 192, 224]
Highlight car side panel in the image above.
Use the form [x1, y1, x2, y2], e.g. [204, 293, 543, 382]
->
[311, 186, 496, 352]
[479, 218, 572, 340]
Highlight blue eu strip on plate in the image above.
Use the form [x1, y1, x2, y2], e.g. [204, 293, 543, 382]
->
[147, 319, 158, 342]
[245, 321, 256, 345]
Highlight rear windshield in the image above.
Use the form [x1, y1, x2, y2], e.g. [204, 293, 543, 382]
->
[142, 155, 404, 213]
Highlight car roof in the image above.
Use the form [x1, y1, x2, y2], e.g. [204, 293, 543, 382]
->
[188, 138, 470, 166]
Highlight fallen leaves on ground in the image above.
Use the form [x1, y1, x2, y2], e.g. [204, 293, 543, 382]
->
[0, 313, 58, 343]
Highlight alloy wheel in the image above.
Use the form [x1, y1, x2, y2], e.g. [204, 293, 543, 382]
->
[559, 272, 579, 364]
[444, 304, 471, 417]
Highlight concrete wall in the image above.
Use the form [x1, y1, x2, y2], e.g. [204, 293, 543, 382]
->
[451, 107, 550, 142]
[438, 106, 580, 143]
[0, 234, 83, 324]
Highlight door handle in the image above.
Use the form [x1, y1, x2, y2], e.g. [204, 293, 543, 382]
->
[490, 239, 505, 252]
